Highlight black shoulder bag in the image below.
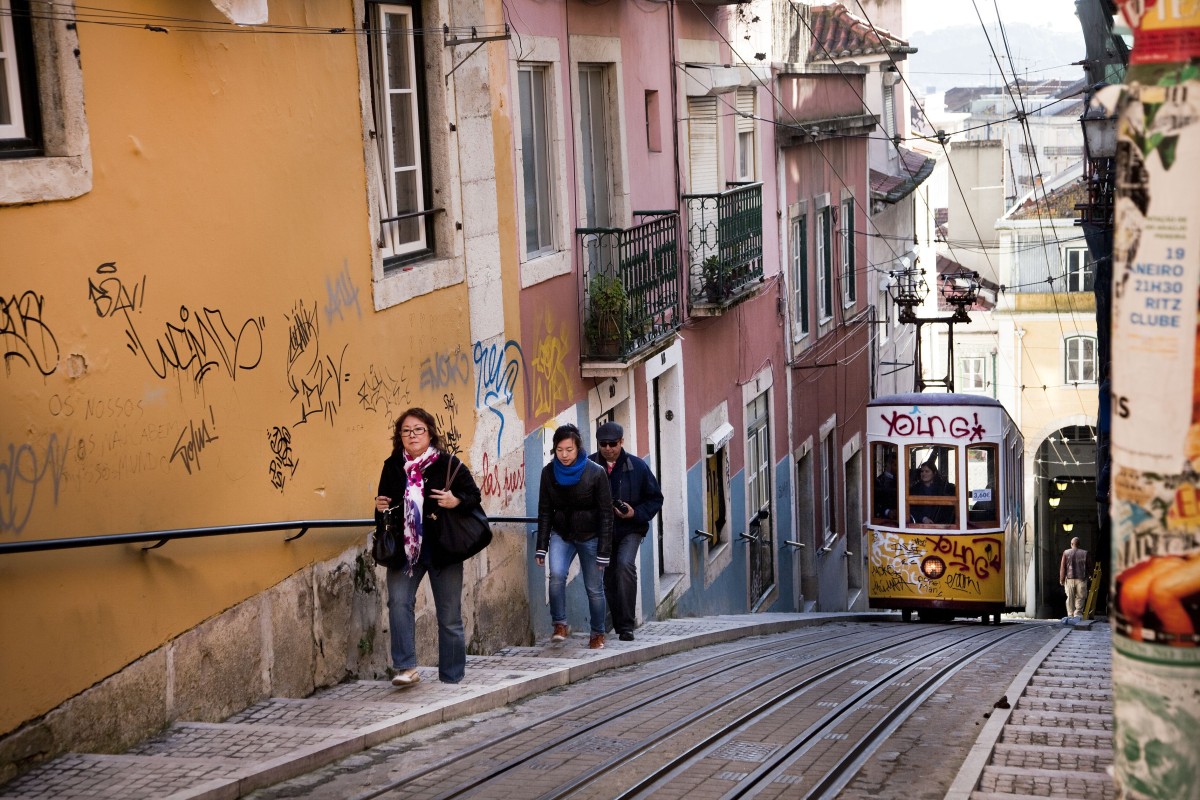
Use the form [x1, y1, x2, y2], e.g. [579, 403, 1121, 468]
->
[438, 455, 493, 562]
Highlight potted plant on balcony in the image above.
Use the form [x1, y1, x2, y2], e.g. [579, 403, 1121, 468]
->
[701, 255, 726, 303]
[585, 274, 627, 357]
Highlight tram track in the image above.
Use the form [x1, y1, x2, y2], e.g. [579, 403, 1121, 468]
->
[610, 623, 1040, 800]
[349, 623, 924, 800]
[351, 623, 1007, 800]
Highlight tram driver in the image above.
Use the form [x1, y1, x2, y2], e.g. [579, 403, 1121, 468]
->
[909, 461, 956, 525]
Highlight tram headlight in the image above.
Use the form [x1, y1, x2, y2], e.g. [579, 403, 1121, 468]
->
[921, 556, 946, 580]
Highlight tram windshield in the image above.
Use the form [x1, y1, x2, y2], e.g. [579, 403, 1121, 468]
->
[905, 445, 957, 527]
[966, 444, 999, 528]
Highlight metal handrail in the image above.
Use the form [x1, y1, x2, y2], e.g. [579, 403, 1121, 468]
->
[0, 516, 539, 555]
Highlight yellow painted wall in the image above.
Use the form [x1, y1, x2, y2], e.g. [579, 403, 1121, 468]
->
[0, 2, 488, 735]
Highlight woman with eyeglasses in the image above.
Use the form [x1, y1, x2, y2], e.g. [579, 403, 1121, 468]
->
[373, 407, 482, 687]
[535, 424, 613, 650]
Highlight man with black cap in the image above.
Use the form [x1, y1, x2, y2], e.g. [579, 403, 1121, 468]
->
[590, 421, 663, 641]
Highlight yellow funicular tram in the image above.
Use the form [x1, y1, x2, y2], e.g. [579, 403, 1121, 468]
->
[866, 393, 1025, 623]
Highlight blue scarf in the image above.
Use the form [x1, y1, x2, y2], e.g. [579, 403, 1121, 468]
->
[553, 452, 588, 485]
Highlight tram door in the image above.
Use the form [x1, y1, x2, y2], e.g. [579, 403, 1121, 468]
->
[746, 393, 774, 606]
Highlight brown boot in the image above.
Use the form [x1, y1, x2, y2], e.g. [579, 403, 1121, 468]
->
[588, 633, 605, 650]
[551, 623, 570, 643]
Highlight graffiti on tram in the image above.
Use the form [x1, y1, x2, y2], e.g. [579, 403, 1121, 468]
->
[868, 529, 1005, 603]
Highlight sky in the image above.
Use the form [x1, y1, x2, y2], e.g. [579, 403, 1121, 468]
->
[904, 0, 1082, 36]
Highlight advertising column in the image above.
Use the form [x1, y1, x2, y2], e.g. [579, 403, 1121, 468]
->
[1111, 4, 1200, 798]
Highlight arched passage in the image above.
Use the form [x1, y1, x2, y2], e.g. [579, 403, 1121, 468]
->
[1033, 424, 1098, 618]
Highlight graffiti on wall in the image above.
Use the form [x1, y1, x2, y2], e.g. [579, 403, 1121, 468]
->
[474, 339, 523, 453]
[1, 434, 68, 533]
[1, 290, 60, 376]
[420, 345, 471, 392]
[89, 263, 265, 386]
[323, 261, 362, 325]
[357, 364, 411, 420]
[531, 315, 571, 417]
[267, 425, 299, 492]
[436, 393, 464, 457]
[169, 406, 220, 476]
[478, 450, 526, 504]
[285, 299, 349, 426]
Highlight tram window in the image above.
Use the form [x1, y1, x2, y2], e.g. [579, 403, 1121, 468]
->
[870, 443, 899, 524]
[905, 446, 957, 527]
[966, 445, 999, 528]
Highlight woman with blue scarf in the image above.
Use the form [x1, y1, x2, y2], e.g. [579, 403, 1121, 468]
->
[536, 424, 613, 649]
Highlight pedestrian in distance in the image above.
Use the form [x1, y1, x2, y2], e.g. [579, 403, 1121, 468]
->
[590, 421, 663, 642]
[374, 408, 482, 687]
[1060, 536, 1090, 619]
[536, 424, 613, 650]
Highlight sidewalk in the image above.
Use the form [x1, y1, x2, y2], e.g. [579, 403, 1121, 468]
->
[0, 613, 879, 800]
[946, 619, 1114, 800]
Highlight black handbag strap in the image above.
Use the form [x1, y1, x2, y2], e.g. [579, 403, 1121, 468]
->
[444, 452, 462, 489]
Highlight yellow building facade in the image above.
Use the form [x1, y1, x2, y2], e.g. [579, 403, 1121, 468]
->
[0, 0, 527, 774]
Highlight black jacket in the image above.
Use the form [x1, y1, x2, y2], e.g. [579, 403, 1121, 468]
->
[589, 450, 664, 540]
[536, 459, 613, 564]
[375, 450, 482, 570]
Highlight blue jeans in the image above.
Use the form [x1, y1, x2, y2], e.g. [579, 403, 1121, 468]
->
[604, 534, 643, 634]
[386, 561, 465, 683]
[548, 534, 606, 635]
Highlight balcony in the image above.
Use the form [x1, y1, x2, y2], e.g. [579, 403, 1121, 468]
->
[577, 212, 681, 375]
[683, 183, 764, 313]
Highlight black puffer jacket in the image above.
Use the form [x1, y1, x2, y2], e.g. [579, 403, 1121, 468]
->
[535, 459, 613, 565]
[374, 450, 482, 570]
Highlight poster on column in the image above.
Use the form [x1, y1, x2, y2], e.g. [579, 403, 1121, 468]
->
[1109, 72, 1200, 799]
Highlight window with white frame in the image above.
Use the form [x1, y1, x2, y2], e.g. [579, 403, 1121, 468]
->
[1065, 336, 1097, 384]
[0, 0, 36, 150]
[791, 213, 809, 339]
[881, 81, 896, 141]
[817, 206, 833, 320]
[369, 3, 434, 266]
[1065, 247, 1094, 292]
[840, 199, 856, 306]
[0, 0, 91, 205]
[518, 63, 555, 258]
[821, 431, 836, 538]
[735, 87, 756, 181]
[960, 355, 986, 392]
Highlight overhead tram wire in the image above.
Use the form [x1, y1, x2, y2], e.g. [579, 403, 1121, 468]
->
[983, 0, 1094, 419]
[849, 0, 1078, 398]
[681, 0, 906, 390]
[845, 0, 999, 286]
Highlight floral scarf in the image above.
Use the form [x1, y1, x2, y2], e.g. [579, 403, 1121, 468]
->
[401, 446, 440, 574]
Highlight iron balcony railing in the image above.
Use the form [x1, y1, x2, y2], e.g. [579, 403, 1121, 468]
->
[576, 211, 682, 362]
[683, 182, 764, 306]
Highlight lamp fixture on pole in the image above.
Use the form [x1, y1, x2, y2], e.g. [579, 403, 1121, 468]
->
[887, 254, 981, 392]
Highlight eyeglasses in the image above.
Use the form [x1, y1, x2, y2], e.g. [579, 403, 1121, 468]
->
[598, 440, 619, 447]
[400, 427, 428, 438]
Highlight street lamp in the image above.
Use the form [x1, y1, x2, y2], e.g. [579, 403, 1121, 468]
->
[1049, 495, 1061, 509]
[1062, 519, 1075, 533]
[888, 257, 981, 392]
[1081, 91, 1118, 161]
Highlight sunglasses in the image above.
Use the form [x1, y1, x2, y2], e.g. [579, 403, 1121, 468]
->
[598, 440, 620, 447]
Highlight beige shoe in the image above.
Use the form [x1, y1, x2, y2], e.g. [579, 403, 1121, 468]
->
[391, 668, 420, 687]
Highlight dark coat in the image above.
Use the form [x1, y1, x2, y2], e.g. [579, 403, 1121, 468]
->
[536, 459, 613, 562]
[909, 479, 956, 524]
[375, 450, 482, 570]
[589, 449, 664, 540]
